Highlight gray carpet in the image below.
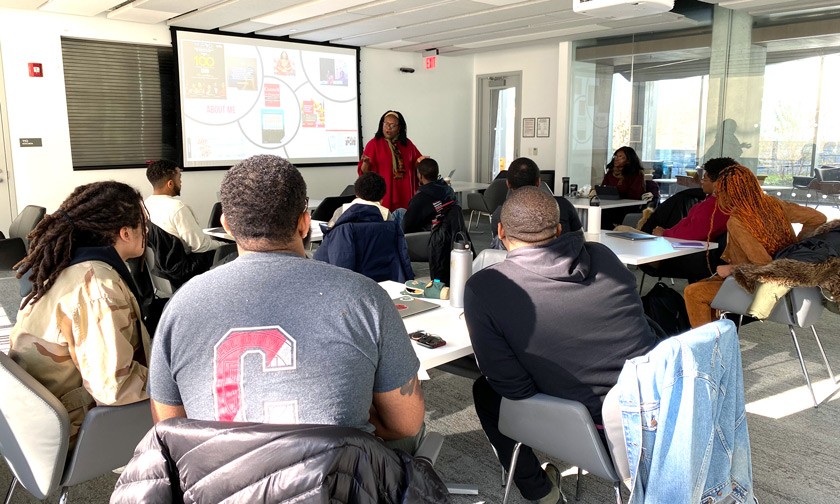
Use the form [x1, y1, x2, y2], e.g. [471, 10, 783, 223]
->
[2, 210, 840, 503]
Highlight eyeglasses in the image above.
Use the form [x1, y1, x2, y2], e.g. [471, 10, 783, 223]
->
[383, 121, 399, 130]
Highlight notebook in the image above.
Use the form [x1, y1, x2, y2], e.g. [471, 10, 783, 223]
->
[671, 241, 706, 248]
[606, 231, 657, 241]
[392, 297, 440, 318]
[594, 185, 621, 200]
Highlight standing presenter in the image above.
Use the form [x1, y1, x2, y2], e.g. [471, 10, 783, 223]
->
[359, 110, 425, 211]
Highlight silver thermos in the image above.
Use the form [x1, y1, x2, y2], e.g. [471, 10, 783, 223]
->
[449, 234, 472, 308]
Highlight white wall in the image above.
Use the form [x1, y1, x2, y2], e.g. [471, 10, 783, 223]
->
[360, 49, 474, 181]
[473, 42, 572, 190]
[0, 9, 474, 221]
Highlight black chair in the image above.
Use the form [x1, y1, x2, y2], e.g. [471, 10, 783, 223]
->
[815, 166, 840, 182]
[640, 188, 705, 234]
[311, 195, 355, 222]
[539, 170, 556, 193]
[207, 202, 223, 228]
[339, 184, 355, 197]
[0, 205, 46, 269]
[404, 231, 431, 262]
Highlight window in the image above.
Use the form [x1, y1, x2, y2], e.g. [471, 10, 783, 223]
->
[61, 37, 177, 170]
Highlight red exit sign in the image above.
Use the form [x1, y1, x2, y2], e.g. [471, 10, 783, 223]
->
[424, 55, 437, 70]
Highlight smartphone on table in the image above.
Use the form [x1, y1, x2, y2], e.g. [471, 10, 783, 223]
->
[408, 330, 446, 349]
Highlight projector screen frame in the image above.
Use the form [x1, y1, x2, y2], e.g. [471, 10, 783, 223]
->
[170, 27, 363, 171]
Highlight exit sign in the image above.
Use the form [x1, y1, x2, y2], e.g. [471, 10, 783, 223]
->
[424, 55, 437, 70]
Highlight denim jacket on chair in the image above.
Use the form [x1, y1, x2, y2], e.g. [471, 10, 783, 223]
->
[616, 319, 755, 504]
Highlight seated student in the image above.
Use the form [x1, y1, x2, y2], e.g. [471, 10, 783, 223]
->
[684, 164, 826, 327]
[402, 158, 456, 233]
[465, 187, 657, 504]
[10, 182, 151, 447]
[614, 157, 735, 282]
[328, 172, 393, 227]
[600, 146, 648, 228]
[149, 155, 424, 454]
[489, 157, 581, 250]
[145, 160, 221, 256]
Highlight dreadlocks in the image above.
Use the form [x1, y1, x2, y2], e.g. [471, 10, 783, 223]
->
[715, 164, 795, 256]
[16, 181, 146, 307]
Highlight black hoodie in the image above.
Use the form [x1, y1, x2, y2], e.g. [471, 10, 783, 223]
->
[464, 231, 657, 423]
[402, 179, 455, 233]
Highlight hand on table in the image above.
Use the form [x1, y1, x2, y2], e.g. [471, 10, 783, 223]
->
[652, 226, 665, 236]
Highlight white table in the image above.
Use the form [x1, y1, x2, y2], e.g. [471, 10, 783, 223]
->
[653, 178, 678, 197]
[586, 231, 718, 265]
[449, 180, 490, 207]
[567, 197, 645, 232]
[204, 220, 326, 243]
[379, 281, 474, 372]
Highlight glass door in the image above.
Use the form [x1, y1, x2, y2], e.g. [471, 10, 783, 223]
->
[476, 73, 521, 183]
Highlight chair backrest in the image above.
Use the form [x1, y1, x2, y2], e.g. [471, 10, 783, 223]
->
[207, 201, 223, 228]
[0, 352, 70, 500]
[601, 386, 630, 485]
[499, 394, 619, 483]
[62, 400, 152, 487]
[640, 187, 705, 234]
[339, 184, 355, 197]
[482, 179, 509, 215]
[311, 195, 355, 222]
[539, 170, 555, 193]
[9, 205, 47, 246]
[472, 249, 507, 272]
[405, 231, 431, 262]
[710, 276, 824, 327]
[144, 247, 174, 298]
[815, 166, 840, 182]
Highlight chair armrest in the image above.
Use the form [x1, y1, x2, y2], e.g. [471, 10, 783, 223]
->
[414, 431, 444, 466]
[0, 237, 27, 270]
[61, 400, 153, 487]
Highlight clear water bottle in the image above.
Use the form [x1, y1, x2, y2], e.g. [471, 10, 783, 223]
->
[449, 234, 472, 309]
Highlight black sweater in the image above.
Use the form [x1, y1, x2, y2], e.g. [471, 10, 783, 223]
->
[464, 231, 657, 423]
[402, 179, 454, 233]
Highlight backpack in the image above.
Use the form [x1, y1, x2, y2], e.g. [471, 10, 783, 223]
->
[642, 282, 691, 337]
[428, 200, 474, 285]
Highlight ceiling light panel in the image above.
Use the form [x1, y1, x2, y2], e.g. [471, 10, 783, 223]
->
[130, 0, 220, 12]
[257, 12, 367, 37]
[349, 0, 450, 16]
[291, 1, 482, 41]
[221, 19, 276, 33]
[39, 0, 125, 16]
[168, 0, 303, 29]
[253, 0, 375, 25]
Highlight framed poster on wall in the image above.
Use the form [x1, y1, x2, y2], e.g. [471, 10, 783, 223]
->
[523, 117, 536, 138]
[537, 117, 550, 138]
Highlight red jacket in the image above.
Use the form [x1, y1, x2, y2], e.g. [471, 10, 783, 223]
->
[662, 195, 729, 241]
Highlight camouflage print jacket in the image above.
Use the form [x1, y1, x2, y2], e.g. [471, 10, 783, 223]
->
[10, 260, 150, 445]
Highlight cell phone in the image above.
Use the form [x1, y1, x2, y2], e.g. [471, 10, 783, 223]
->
[408, 330, 446, 349]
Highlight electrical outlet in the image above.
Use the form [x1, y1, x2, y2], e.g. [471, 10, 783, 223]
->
[531, 147, 538, 155]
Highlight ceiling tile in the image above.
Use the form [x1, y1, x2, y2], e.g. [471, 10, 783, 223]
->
[167, 0, 303, 30]
[256, 12, 367, 37]
[221, 19, 276, 33]
[107, 4, 182, 23]
[39, 0, 125, 17]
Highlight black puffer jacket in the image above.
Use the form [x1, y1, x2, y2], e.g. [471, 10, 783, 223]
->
[111, 419, 451, 504]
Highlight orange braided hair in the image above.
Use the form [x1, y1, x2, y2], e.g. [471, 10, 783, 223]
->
[715, 164, 795, 256]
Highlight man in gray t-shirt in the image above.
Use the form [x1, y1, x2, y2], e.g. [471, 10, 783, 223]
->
[149, 155, 425, 446]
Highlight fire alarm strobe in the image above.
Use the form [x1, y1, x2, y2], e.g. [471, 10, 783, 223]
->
[28, 63, 43, 77]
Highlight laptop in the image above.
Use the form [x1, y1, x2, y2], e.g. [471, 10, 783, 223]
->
[606, 231, 656, 241]
[446, 169, 456, 178]
[594, 185, 621, 200]
[392, 296, 440, 318]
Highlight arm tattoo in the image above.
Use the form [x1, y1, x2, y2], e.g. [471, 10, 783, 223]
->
[399, 376, 420, 396]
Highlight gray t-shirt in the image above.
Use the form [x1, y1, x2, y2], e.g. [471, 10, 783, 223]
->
[149, 252, 419, 433]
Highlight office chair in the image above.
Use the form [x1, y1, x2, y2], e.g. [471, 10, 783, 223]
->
[472, 248, 507, 272]
[0, 205, 46, 270]
[711, 276, 835, 407]
[144, 246, 174, 298]
[111, 419, 452, 503]
[466, 179, 507, 231]
[0, 352, 152, 503]
[311, 195, 355, 222]
[404, 231, 431, 262]
[498, 394, 624, 504]
[207, 201, 223, 228]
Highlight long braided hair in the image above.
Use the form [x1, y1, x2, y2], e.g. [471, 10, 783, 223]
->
[715, 164, 796, 257]
[16, 181, 146, 307]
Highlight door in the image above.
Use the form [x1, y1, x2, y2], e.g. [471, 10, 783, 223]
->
[476, 73, 521, 183]
[0, 50, 18, 232]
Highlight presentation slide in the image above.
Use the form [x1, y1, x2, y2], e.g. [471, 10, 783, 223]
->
[173, 30, 360, 168]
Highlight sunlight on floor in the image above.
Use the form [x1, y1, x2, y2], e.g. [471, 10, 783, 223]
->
[746, 376, 840, 418]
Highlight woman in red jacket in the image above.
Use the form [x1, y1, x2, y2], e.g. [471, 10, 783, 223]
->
[602, 146, 646, 200]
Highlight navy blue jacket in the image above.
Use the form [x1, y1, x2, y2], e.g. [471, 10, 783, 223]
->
[314, 204, 414, 282]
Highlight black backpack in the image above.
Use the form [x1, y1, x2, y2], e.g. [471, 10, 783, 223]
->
[642, 282, 691, 337]
[428, 200, 474, 285]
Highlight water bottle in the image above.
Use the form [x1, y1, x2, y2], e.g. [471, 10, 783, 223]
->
[449, 233, 472, 309]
